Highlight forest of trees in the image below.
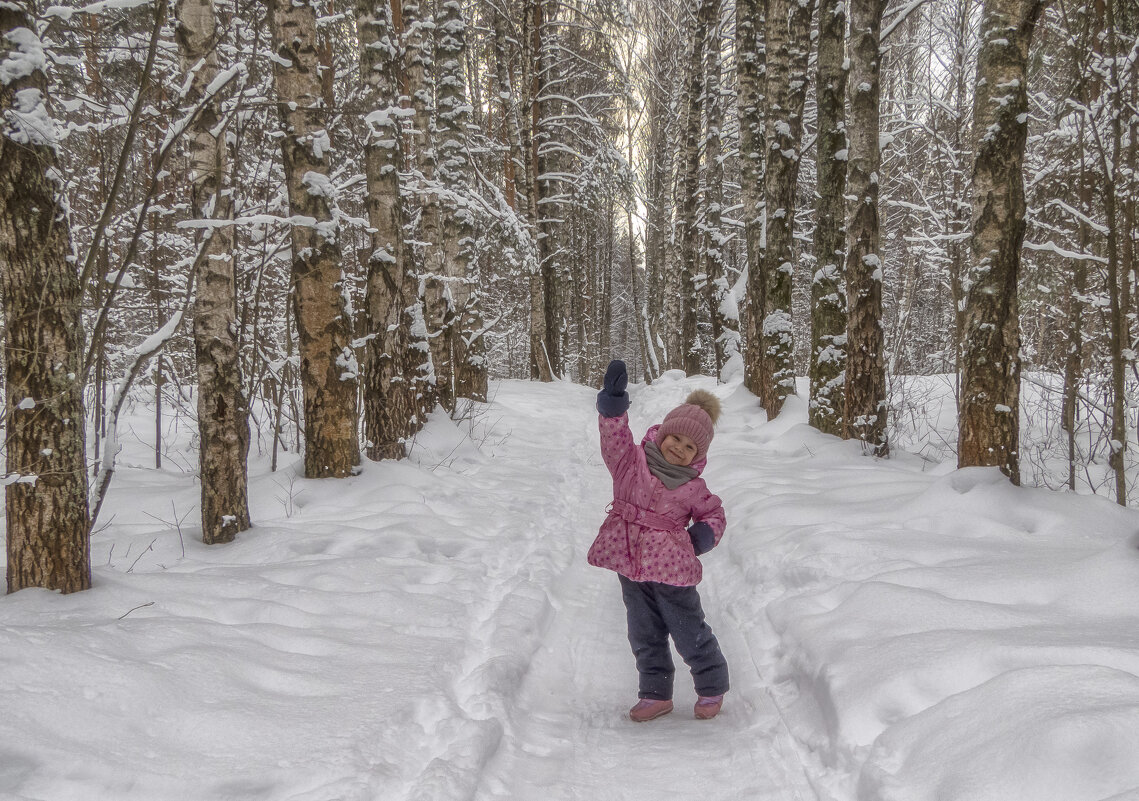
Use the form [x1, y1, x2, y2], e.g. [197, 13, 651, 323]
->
[1, 0, 1136, 593]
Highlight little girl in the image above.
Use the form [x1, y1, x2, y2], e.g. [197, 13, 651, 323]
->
[588, 359, 729, 722]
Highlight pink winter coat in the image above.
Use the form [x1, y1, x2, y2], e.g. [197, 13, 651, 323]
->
[587, 414, 726, 586]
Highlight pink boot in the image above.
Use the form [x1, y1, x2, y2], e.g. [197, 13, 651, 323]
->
[694, 694, 724, 720]
[629, 698, 673, 722]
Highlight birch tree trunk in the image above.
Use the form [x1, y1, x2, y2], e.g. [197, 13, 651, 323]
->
[267, 0, 360, 478]
[957, 0, 1045, 481]
[737, 0, 767, 394]
[523, 0, 553, 381]
[435, 0, 486, 402]
[628, 204, 651, 378]
[622, 43, 653, 380]
[357, 0, 423, 460]
[1063, 149, 1090, 491]
[492, 5, 525, 214]
[1097, 0, 1128, 504]
[843, 0, 889, 455]
[677, 0, 710, 375]
[640, 1, 679, 380]
[702, 0, 736, 376]
[403, 0, 452, 409]
[175, 0, 251, 544]
[664, 62, 689, 371]
[1, 6, 91, 593]
[760, 0, 812, 414]
[491, 3, 549, 382]
[808, 0, 847, 436]
[948, 0, 973, 382]
[536, 0, 562, 379]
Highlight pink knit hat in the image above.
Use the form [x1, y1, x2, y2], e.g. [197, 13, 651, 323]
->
[658, 390, 721, 461]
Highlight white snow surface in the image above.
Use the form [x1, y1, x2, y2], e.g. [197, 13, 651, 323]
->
[2, 373, 1139, 801]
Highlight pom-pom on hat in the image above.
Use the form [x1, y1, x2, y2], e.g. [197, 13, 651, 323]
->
[658, 389, 721, 461]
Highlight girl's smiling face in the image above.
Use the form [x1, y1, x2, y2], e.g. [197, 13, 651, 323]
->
[660, 433, 698, 466]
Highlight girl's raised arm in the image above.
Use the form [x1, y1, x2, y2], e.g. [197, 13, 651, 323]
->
[597, 360, 636, 476]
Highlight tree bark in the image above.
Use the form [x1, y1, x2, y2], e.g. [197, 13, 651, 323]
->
[267, 0, 360, 478]
[808, 0, 847, 436]
[737, 0, 767, 395]
[1098, 0, 1128, 504]
[357, 0, 424, 460]
[492, 6, 525, 214]
[948, 0, 973, 384]
[677, 0, 710, 375]
[702, 0, 736, 376]
[523, 0, 554, 381]
[642, 0, 681, 378]
[403, 0, 452, 409]
[175, 0, 251, 544]
[623, 42, 654, 380]
[435, 0, 486, 403]
[1, 5, 91, 593]
[760, 0, 813, 414]
[957, 0, 1045, 480]
[843, 0, 889, 455]
[536, 0, 562, 379]
[1062, 149, 1090, 491]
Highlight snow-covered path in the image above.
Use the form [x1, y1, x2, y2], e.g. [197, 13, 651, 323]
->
[464, 380, 813, 801]
[468, 553, 809, 801]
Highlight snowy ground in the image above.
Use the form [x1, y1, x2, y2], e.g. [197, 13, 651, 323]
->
[2, 373, 1139, 801]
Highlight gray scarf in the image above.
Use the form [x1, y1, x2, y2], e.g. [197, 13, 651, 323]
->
[644, 441, 699, 490]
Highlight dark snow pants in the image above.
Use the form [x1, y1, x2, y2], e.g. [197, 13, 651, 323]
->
[619, 575, 729, 701]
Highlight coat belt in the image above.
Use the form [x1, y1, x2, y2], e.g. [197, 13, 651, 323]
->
[608, 498, 683, 532]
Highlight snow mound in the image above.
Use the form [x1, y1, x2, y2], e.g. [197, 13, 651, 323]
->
[407, 405, 488, 469]
[859, 666, 1139, 801]
[708, 380, 1139, 801]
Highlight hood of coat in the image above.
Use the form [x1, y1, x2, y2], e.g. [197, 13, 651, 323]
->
[642, 423, 707, 475]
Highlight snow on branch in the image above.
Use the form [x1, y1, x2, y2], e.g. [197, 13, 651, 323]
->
[462, 312, 509, 348]
[88, 310, 185, 529]
[881, 0, 932, 44]
[158, 63, 245, 154]
[1043, 199, 1110, 235]
[1022, 240, 1107, 264]
[43, 0, 154, 20]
